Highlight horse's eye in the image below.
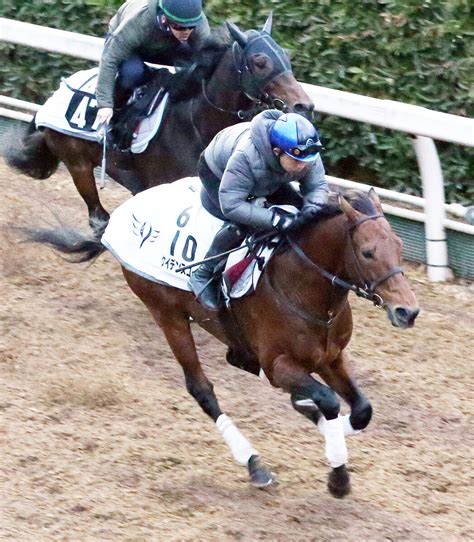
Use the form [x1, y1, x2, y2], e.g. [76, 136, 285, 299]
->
[250, 54, 273, 77]
[362, 250, 374, 259]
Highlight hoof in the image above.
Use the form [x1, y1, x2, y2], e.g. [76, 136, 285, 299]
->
[248, 455, 276, 489]
[327, 465, 351, 498]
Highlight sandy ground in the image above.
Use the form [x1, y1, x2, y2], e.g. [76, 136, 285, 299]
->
[0, 160, 473, 541]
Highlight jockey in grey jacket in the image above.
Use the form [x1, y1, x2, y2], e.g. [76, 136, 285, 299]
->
[96, 0, 210, 122]
[202, 109, 329, 229]
[189, 109, 329, 311]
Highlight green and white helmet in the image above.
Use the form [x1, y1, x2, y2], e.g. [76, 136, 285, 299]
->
[159, 0, 203, 27]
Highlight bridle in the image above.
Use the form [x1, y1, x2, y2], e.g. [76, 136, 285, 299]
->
[200, 33, 291, 121]
[345, 214, 404, 300]
[266, 213, 404, 328]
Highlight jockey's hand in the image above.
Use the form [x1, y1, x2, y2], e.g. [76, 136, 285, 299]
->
[271, 208, 295, 232]
[96, 107, 114, 126]
[287, 204, 324, 232]
[302, 203, 324, 219]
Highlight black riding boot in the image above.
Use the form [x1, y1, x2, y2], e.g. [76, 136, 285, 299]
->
[189, 222, 245, 311]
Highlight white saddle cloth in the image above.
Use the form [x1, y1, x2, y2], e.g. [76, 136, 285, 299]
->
[101, 177, 224, 290]
[35, 67, 169, 152]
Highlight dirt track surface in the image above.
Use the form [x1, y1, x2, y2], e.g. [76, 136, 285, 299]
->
[1, 160, 473, 541]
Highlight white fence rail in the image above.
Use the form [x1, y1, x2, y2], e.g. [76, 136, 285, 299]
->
[1, 17, 473, 280]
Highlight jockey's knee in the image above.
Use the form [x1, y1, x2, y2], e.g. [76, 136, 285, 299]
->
[350, 400, 372, 430]
[314, 387, 340, 419]
[118, 56, 146, 90]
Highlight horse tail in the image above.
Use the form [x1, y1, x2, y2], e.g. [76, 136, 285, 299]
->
[18, 225, 106, 263]
[4, 118, 60, 180]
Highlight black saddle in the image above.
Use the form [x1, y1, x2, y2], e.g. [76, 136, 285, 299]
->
[111, 68, 172, 151]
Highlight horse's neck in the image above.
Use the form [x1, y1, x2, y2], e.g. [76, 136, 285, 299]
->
[270, 216, 349, 311]
[194, 53, 251, 143]
[206, 51, 249, 110]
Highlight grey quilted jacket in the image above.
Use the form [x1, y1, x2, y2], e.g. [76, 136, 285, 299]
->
[203, 109, 329, 229]
[96, 0, 210, 108]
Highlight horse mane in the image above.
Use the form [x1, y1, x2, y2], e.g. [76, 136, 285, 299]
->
[165, 25, 232, 102]
[343, 189, 378, 215]
[291, 189, 378, 232]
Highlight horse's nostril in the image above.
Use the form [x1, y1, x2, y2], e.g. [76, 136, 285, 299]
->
[408, 308, 420, 326]
[395, 307, 419, 327]
[395, 307, 409, 320]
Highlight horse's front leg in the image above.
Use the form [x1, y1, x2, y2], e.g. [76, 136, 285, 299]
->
[270, 354, 351, 498]
[317, 350, 373, 433]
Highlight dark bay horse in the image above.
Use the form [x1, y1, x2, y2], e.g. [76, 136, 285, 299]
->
[5, 16, 313, 232]
[21, 187, 419, 496]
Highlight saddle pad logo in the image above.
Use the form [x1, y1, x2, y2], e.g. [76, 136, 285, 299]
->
[132, 214, 160, 248]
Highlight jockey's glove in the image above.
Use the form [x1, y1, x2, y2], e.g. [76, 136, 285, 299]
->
[302, 203, 325, 217]
[287, 204, 324, 232]
[271, 208, 295, 232]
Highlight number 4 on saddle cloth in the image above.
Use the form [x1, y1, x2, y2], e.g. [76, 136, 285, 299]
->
[34, 67, 171, 153]
[100, 177, 289, 301]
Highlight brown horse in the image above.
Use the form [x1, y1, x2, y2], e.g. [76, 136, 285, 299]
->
[20, 188, 419, 497]
[5, 17, 313, 234]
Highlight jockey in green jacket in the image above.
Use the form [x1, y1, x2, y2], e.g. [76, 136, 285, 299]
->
[96, 0, 210, 126]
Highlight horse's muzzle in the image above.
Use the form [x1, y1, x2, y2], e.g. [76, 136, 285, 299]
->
[292, 102, 315, 121]
[386, 305, 420, 329]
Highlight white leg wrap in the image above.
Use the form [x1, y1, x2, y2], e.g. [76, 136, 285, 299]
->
[341, 414, 361, 436]
[318, 414, 361, 437]
[259, 368, 270, 385]
[323, 417, 348, 468]
[216, 414, 259, 466]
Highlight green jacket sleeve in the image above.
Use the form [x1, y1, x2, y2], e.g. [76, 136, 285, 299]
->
[96, 4, 151, 108]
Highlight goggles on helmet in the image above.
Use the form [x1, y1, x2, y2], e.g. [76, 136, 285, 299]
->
[168, 20, 195, 30]
[287, 142, 322, 160]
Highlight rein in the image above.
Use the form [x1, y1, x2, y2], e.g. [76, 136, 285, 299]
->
[201, 80, 269, 120]
[199, 37, 290, 120]
[264, 214, 403, 328]
[264, 266, 342, 328]
[286, 214, 404, 309]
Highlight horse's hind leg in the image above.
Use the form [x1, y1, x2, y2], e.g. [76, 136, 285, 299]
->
[122, 271, 274, 487]
[44, 131, 109, 233]
[270, 354, 351, 497]
[67, 162, 110, 235]
[158, 317, 275, 487]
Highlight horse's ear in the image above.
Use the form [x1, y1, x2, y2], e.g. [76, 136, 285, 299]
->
[226, 21, 248, 48]
[339, 194, 362, 224]
[262, 11, 273, 34]
[368, 188, 383, 213]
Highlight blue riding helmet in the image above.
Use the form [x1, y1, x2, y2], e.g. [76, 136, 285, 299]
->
[270, 113, 322, 162]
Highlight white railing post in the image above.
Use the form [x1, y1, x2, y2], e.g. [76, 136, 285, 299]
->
[413, 136, 453, 281]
